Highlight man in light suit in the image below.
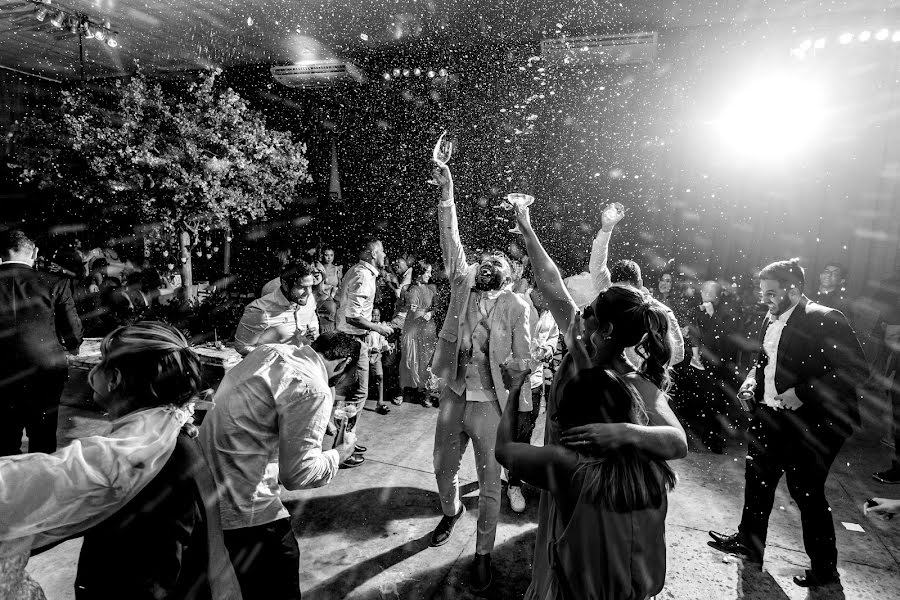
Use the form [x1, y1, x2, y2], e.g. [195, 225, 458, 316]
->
[428, 162, 533, 591]
[0, 230, 82, 455]
[709, 258, 867, 588]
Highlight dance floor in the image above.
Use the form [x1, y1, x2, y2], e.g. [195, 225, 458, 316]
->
[28, 396, 900, 600]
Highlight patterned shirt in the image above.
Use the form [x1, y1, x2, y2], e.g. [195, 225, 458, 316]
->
[234, 286, 318, 355]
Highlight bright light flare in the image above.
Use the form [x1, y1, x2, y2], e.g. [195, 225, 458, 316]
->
[839, 33, 853, 44]
[715, 74, 827, 161]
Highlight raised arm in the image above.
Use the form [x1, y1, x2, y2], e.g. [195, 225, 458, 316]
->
[513, 205, 578, 334]
[589, 203, 625, 295]
[433, 164, 468, 281]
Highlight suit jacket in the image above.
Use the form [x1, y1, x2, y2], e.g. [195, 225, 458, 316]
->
[432, 200, 533, 412]
[0, 263, 83, 381]
[752, 297, 866, 438]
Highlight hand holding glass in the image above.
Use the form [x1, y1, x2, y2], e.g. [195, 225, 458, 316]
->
[498, 193, 534, 234]
[427, 131, 454, 185]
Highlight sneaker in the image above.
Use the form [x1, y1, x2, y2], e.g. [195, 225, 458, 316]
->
[508, 486, 526, 513]
[708, 530, 763, 563]
[470, 553, 493, 592]
[873, 467, 900, 484]
[429, 505, 466, 547]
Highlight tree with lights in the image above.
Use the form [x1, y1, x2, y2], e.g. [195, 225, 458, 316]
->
[9, 68, 310, 297]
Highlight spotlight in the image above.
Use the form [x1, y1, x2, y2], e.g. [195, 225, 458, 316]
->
[413, 67, 421, 76]
[383, 72, 391, 80]
[81, 22, 95, 39]
[49, 10, 65, 28]
[799, 39, 812, 51]
[893, 31, 900, 42]
[106, 35, 118, 48]
[876, 28, 889, 41]
[715, 73, 827, 161]
[839, 32, 853, 44]
[66, 15, 78, 34]
[427, 70, 435, 78]
[858, 30, 871, 42]
[33, 6, 49, 22]
[402, 68, 410, 77]
[94, 27, 106, 42]
[814, 38, 826, 49]
[392, 68, 401, 77]
[438, 68, 448, 77]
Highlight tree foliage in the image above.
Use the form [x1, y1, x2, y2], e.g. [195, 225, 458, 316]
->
[9, 68, 311, 288]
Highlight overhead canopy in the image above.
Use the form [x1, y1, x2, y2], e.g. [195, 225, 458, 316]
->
[0, 0, 894, 80]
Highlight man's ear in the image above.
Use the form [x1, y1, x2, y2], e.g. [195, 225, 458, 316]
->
[31, 246, 39, 262]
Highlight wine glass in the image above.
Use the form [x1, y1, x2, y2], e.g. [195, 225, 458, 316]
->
[504, 193, 534, 234]
[427, 130, 454, 186]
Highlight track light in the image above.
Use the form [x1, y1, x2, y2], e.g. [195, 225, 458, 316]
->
[49, 10, 64, 28]
[33, 5, 48, 22]
[106, 35, 117, 48]
[81, 22, 94, 38]
[94, 27, 106, 42]
[858, 30, 871, 42]
[894, 31, 900, 42]
[876, 28, 889, 41]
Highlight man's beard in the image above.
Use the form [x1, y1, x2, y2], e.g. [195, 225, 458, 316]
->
[475, 271, 505, 291]
[770, 294, 793, 316]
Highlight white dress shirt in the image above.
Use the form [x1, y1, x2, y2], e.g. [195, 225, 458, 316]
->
[761, 303, 800, 409]
[335, 261, 380, 336]
[233, 286, 319, 355]
[199, 344, 339, 530]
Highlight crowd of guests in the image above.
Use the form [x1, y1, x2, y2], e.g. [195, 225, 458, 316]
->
[0, 146, 898, 600]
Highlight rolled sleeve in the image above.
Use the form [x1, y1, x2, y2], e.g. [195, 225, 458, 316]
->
[344, 276, 372, 321]
[276, 382, 340, 490]
[589, 230, 613, 295]
[234, 305, 268, 356]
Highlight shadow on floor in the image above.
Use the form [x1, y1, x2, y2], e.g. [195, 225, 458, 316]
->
[286, 481, 482, 542]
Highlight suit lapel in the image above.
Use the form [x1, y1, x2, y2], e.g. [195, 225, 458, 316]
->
[777, 298, 808, 362]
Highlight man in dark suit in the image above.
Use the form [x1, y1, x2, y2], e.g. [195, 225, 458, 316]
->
[708, 258, 867, 588]
[0, 229, 83, 455]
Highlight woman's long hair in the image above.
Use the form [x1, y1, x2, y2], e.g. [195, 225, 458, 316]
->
[590, 286, 673, 392]
[555, 367, 677, 512]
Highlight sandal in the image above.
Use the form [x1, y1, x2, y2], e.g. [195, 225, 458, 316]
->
[375, 404, 391, 415]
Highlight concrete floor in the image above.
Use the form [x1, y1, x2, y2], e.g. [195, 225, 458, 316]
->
[25, 392, 900, 600]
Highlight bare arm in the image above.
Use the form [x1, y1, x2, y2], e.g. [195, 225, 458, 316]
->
[496, 369, 575, 491]
[513, 205, 578, 334]
[589, 230, 613, 295]
[559, 374, 688, 460]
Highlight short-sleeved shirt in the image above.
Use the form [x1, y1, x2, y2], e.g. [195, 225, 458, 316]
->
[335, 261, 380, 336]
[233, 287, 319, 355]
[199, 344, 340, 530]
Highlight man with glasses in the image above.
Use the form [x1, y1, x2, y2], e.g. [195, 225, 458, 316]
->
[812, 261, 849, 316]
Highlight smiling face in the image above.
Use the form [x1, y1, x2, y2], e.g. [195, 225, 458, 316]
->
[658, 273, 673, 294]
[760, 278, 798, 317]
[285, 274, 316, 305]
[370, 242, 387, 269]
[819, 265, 844, 291]
[475, 256, 508, 291]
[323, 249, 335, 265]
[418, 265, 433, 284]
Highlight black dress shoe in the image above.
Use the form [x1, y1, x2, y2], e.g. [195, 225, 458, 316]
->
[375, 404, 391, 415]
[429, 505, 466, 547]
[708, 531, 763, 563]
[470, 553, 493, 592]
[354, 444, 367, 454]
[793, 569, 840, 588]
[340, 454, 365, 469]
